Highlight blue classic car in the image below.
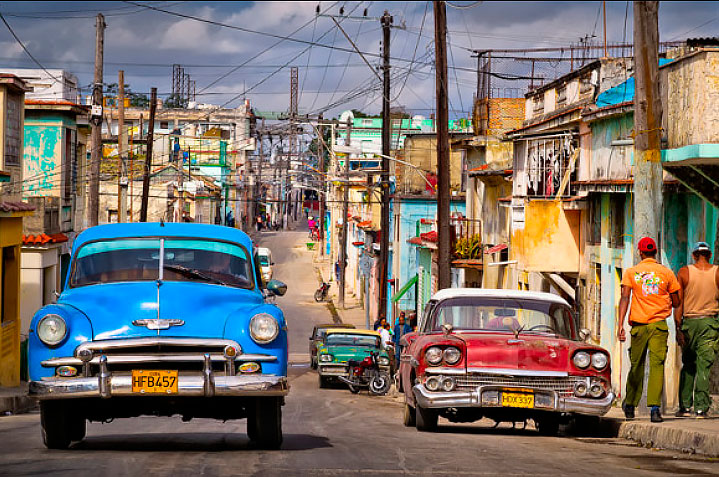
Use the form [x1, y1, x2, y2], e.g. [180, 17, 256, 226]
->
[28, 223, 289, 449]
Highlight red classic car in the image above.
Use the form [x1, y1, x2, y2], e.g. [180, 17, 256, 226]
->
[398, 289, 614, 435]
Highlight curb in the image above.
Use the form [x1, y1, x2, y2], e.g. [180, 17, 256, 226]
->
[0, 394, 37, 415]
[614, 418, 719, 457]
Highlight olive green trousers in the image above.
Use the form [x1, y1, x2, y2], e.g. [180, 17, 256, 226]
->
[678, 316, 719, 412]
[624, 320, 668, 408]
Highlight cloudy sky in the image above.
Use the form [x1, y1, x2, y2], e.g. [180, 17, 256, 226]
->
[0, 1, 716, 119]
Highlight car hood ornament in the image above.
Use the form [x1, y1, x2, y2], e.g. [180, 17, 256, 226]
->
[132, 319, 185, 330]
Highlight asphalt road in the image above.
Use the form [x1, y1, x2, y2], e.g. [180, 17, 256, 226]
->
[2, 230, 719, 476]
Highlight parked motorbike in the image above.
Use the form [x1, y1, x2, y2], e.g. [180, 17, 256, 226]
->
[337, 351, 392, 395]
[314, 282, 330, 302]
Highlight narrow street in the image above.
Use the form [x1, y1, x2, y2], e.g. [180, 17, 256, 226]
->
[0, 230, 717, 476]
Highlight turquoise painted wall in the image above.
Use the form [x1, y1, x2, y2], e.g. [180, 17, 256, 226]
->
[24, 115, 76, 196]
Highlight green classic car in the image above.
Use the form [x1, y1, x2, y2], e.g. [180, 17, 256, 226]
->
[317, 329, 391, 388]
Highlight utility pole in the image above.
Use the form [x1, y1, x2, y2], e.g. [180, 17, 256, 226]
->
[288, 67, 298, 230]
[88, 13, 105, 227]
[378, 10, 393, 320]
[603, 1, 608, 58]
[118, 70, 127, 223]
[633, 1, 663, 260]
[140, 87, 156, 222]
[434, 0, 451, 290]
[339, 118, 352, 309]
[318, 113, 325, 256]
[255, 119, 265, 229]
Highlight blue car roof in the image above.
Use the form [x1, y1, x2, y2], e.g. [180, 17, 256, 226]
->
[72, 223, 254, 256]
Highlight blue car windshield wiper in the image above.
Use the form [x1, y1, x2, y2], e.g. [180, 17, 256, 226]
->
[163, 264, 227, 286]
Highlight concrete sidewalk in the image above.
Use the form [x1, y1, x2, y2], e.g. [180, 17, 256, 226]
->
[599, 407, 719, 457]
[312, 254, 370, 329]
[0, 383, 36, 415]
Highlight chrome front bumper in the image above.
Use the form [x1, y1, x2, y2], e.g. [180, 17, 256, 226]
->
[30, 374, 288, 400]
[412, 384, 614, 417]
[317, 364, 348, 376]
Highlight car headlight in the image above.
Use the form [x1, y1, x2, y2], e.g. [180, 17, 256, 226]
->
[37, 314, 67, 347]
[319, 354, 333, 362]
[425, 346, 443, 365]
[591, 352, 608, 370]
[249, 313, 279, 344]
[378, 356, 390, 366]
[443, 346, 462, 365]
[573, 351, 591, 369]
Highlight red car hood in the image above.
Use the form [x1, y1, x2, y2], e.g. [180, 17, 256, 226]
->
[457, 332, 572, 374]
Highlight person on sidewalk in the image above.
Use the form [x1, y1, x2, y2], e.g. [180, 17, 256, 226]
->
[378, 323, 392, 350]
[393, 312, 412, 364]
[676, 242, 719, 418]
[618, 236, 681, 423]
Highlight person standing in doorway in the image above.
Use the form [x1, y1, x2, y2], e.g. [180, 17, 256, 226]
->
[618, 237, 681, 423]
[676, 242, 719, 418]
[393, 312, 412, 365]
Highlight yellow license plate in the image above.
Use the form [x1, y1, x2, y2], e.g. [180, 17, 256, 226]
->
[501, 392, 534, 408]
[131, 370, 178, 394]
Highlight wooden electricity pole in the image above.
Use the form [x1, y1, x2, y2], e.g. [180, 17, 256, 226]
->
[88, 13, 105, 226]
[434, 0, 451, 290]
[140, 87, 156, 222]
[378, 10, 393, 319]
[633, 0, 663, 260]
[118, 70, 127, 223]
[339, 118, 352, 309]
[318, 113, 326, 256]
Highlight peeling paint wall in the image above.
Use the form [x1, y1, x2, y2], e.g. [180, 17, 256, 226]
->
[510, 200, 581, 272]
[663, 50, 719, 149]
[586, 113, 634, 181]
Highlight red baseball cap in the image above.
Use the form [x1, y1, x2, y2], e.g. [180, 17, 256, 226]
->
[638, 237, 657, 253]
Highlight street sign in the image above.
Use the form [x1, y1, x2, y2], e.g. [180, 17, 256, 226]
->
[359, 253, 372, 277]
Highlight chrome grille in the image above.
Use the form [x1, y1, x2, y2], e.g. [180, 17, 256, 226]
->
[455, 374, 583, 397]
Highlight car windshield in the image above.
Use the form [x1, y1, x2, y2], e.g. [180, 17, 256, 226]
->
[426, 297, 575, 339]
[259, 256, 270, 266]
[70, 238, 254, 289]
[326, 334, 379, 347]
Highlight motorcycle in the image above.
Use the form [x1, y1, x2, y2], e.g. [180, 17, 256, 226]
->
[314, 282, 330, 302]
[337, 351, 392, 395]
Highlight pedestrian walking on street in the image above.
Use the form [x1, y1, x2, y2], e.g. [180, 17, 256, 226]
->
[676, 241, 719, 418]
[618, 237, 681, 423]
[373, 315, 387, 331]
[393, 312, 412, 365]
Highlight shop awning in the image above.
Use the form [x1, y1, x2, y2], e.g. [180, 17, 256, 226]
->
[391, 274, 418, 303]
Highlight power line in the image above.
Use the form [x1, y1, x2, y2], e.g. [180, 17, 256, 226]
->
[0, 11, 64, 85]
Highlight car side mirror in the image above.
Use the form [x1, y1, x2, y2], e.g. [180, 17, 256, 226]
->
[399, 331, 417, 347]
[578, 328, 591, 342]
[271, 262, 275, 266]
[266, 279, 287, 296]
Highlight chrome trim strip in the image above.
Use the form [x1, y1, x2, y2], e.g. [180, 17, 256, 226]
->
[424, 367, 467, 375]
[74, 338, 243, 356]
[466, 367, 569, 377]
[411, 384, 614, 416]
[43, 353, 277, 368]
[29, 375, 289, 399]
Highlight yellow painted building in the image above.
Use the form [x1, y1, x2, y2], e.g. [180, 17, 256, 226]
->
[0, 74, 32, 387]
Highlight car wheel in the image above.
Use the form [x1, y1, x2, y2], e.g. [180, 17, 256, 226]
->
[536, 415, 560, 436]
[415, 404, 438, 432]
[403, 403, 416, 427]
[250, 397, 283, 449]
[41, 401, 82, 449]
[318, 374, 329, 388]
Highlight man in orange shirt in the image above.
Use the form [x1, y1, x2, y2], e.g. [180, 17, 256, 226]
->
[618, 237, 681, 423]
